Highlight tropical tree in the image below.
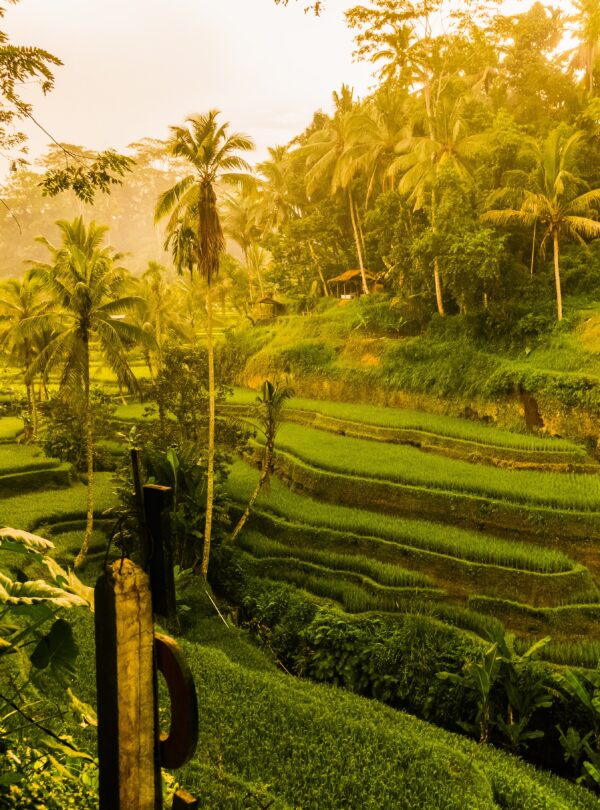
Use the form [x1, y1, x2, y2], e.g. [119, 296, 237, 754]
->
[154, 110, 254, 578]
[28, 217, 148, 569]
[569, 0, 600, 98]
[229, 379, 294, 543]
[0, 272, 49, 439]
[302, 85, 371, 294]
[482, 129, 600, 321]
[389, 96, 482, 315]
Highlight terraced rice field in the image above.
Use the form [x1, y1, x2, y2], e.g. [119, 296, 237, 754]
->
[228, 388, 588, 455]
[266, 423, 600, 512]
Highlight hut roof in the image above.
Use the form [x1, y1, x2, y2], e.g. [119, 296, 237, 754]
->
[258, 295, 282, 305]
[329, 269, 376, 283]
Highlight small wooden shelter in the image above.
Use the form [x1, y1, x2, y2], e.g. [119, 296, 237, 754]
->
[328, 269, 376, 299]
[256, 294, 286, 321]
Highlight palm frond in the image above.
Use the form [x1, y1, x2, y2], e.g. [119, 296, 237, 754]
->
[154, 175, 196, 222]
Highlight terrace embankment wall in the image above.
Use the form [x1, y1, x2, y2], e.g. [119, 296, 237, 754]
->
[242, 370, 600, 448]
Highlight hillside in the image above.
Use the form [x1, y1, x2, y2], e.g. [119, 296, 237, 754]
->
[228, 295, 600, 444]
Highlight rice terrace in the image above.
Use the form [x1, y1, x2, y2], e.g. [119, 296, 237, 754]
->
[2, 0, 600, 807]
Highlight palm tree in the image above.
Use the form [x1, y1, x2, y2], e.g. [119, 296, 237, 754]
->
[0, 272, 49, 440]
[154, 110, 254, 579]
[569, 0, 600, 97]
[302, 85, 371, 295]
[29, 217, 148, 569]
[255, 144, 304, 233]
[229, 380, 294, 543]
[482, 129, 600, 321]
[132, 261, 184, 378]
[389, 96, 481, 315]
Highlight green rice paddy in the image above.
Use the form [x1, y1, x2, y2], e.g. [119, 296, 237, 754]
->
[229, 388, 584, 453]
[267, 423, 600, 511]
[227, 461, 575, 574]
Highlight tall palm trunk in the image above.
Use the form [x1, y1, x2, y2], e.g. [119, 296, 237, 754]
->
[553, 230, 563, 321]
[308, 241, 330, 297]
[423, 82, 445, 317]
[75, 332, 93, 570]
[229, 441, 273, 544]
[348, 189, 369, 295]
[24, 342, 38, 440]
[430, 189, 445, 316]
[200, 283, 215, 579]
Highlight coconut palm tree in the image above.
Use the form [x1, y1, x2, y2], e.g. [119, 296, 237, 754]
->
[302, 85, 371, 295]
[388, 95, 481, 315]
[0, 272, 49, 439]
[154, 110, 254, 578]
[569, 0, 600, 97]
[482, 129, 600, 321]
[28, 216, 148, 569]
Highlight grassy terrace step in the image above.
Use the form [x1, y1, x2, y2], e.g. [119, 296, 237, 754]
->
[71, 609, 598, 809]
[0, 463, 73, 496]
[0, 443, 72, 495]
[242, 552, 445, 614]
[240, 530, 435, 588]
[0, 417, 23, 442]
[230, 388, 587, 452]
[225, 393, 594, 470]
[469, 596, 600, 657]
[258, 447, 600, 545]
[228, 463, 593, 607]
[0, 472, 117, 531]
[269, 423, 600, 512]
[0, 444, 62, 475]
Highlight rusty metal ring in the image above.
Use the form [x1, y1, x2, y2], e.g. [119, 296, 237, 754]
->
[154, 633, 198, 769]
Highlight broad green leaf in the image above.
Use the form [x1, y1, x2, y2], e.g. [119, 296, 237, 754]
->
[0, 577, 88, 608]
[30, 618, 79, 680]
[0, 528, 54, 553]
[43, 558, 94, 609]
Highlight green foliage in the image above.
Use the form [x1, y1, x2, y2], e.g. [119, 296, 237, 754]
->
[554, 669, 600, 789]
[41, 150, 136, 203]
[277, 340, 336, 374]
[0, 527, 95, 799]
[39, 387, 116, 472]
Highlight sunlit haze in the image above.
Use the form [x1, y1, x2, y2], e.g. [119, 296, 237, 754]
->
[6, 0, 376, 165]
[5, 0, 578, 169]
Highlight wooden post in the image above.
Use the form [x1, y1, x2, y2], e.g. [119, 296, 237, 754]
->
[143, 483, 176, 619]
[95, 560, 162, 810]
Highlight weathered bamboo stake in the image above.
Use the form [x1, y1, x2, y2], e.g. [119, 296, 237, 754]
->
[95, 559, 162, 810]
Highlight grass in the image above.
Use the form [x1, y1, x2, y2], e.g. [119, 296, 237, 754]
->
[0, 443, 61, 474]
[68, 606, 599, 810]
[227, 461, 576, 574]
[242, 553, 445, 614]
[0, 472, 117, 531]
[239, 530, 434, 588]
[266, 423, 600, 512]
[0, 417, 23, 441]
[230, 387, 584, 454]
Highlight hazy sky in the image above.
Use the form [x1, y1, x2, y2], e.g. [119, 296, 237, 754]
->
[5, 0, 574, 169]
[6, 0, 374, 165]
